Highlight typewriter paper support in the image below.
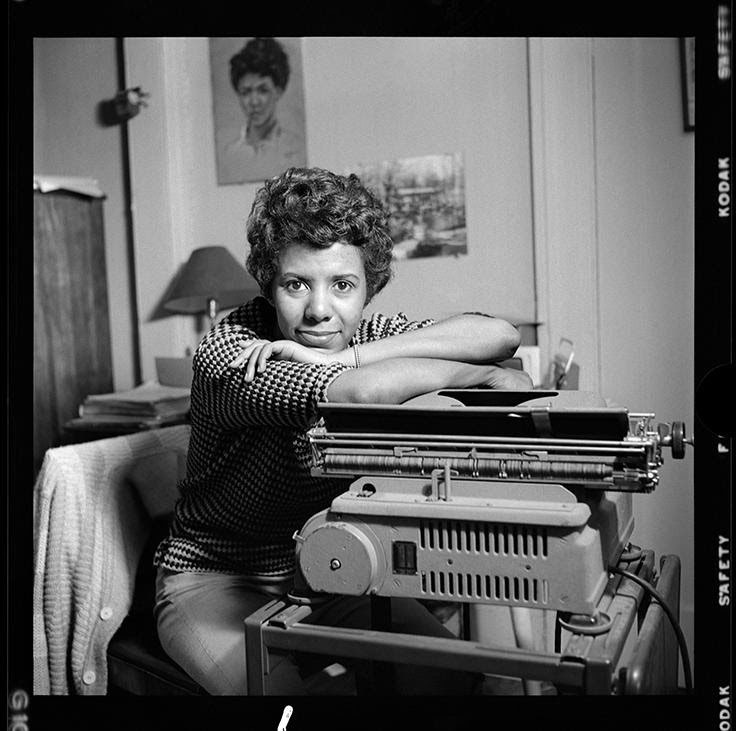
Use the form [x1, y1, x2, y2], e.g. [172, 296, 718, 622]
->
[244, 389, 689, 695]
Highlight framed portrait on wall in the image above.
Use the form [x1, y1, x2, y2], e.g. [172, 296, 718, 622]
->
[209, 37, 307, 185]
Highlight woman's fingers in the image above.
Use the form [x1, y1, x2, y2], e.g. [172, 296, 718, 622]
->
[256, 343, 273, 374]
[245, 342, 271, 381]
[228, 338, 323, 376]
[229, 346, 254, 369]
[229, 339, 267, 369]
[228, 349, 248, 369]
[484, 365, 533, 390]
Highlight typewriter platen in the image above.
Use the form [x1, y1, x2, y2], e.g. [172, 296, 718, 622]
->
[294, 389, 689, 616]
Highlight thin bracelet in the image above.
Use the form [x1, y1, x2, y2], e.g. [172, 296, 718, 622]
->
[352, 343, 361, 368]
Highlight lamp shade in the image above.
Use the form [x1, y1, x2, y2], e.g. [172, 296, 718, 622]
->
[163, 246, 259, 314]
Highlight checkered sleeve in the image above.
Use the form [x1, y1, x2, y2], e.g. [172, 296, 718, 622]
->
[192, 318, 350, 430]
[351, 311, 436, 345]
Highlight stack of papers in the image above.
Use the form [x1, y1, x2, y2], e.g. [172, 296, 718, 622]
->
[68, 381, 190, 431]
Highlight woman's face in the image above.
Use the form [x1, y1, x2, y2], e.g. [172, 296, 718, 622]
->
[235, 73, 283, 130]
[271, 241, 368, 353]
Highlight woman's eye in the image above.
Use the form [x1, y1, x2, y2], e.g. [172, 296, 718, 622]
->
[334, 280, 353, 292]
[285, 280, 305, 292]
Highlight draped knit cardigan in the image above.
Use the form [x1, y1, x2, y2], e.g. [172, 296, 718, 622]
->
[32, 425, 190, 695]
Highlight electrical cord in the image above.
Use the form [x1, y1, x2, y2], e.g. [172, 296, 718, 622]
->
[608, 565, 693, 694]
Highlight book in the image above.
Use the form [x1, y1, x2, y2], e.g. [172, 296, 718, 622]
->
[79, 381, 191, 418]
[66, 412, 188, 432]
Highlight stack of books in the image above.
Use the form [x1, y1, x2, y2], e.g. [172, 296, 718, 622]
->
[67, 381, 191, 432]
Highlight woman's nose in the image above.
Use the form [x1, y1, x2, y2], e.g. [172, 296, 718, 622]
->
[304, 290, 331, 321]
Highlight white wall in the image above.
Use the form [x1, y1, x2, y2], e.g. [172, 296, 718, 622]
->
[124, 37, 537, 380]
[593, 37, 695, 669]
[528, 38, 601, 392]
[528, 36, 694, 675]
[33, 38, 137, 391]
[303, 38, 535, 322]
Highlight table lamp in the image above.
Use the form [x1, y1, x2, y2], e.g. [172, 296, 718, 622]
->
[164, 246, 260, 329]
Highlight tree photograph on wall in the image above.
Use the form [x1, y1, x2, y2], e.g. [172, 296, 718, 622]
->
[348, 153, 468, 260]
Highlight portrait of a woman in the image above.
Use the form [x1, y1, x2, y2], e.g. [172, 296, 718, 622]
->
[210, 37, 307, 184]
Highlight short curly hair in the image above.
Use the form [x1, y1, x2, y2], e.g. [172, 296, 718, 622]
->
[246, 167, 395, 302]
[230, 37, 290, 91]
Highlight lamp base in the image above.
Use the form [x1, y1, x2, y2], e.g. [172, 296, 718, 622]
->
[155, 357, 194, 388]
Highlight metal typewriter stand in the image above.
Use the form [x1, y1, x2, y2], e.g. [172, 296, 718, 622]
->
[243, 549, 681, 695]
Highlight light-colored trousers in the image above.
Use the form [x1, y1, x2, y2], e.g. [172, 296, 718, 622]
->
[155, 567, 477, 695]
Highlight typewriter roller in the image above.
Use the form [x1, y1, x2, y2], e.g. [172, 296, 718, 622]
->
[307, 389, 689, 493]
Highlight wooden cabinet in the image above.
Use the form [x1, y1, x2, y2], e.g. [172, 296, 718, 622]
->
[34, 190, 113, 475]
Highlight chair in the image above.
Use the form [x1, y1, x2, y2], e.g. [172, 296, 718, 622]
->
[33, 425, 204, 695]
[106, 512, 206, 696]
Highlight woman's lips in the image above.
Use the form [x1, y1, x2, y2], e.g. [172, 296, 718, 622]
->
[297, 330, 340, 345]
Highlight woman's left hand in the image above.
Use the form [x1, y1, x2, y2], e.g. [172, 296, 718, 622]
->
[481, 365, 534, 391]
[229, 339, 333, 381]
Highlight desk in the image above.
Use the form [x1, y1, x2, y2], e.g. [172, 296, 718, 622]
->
[244, 550, 681, 695]
[62, 415, 190, 444]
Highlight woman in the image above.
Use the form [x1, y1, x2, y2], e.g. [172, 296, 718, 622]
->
[223, 37, 305, 181]
[153, 167, 531, 695]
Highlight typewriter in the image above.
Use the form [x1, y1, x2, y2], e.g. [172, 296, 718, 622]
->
[244, 389, 690, 694]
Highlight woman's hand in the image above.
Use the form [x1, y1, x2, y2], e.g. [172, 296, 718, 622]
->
[481, 365, 534, 390]
[228, 339, 333, 381]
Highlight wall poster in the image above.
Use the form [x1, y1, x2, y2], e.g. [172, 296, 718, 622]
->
[348, 153, 468, 260]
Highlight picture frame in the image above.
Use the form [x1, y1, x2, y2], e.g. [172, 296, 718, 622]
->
[347, 153, 468, 261]
[209, 37, 308, 185]
[679, 37, 695, 132]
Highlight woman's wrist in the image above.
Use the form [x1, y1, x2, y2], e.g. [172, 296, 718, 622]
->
[326, 348, 359, 367]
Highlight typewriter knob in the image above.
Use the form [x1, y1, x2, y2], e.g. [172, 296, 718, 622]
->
[670, 421, 686, 459]
[298, 521, 381, 596]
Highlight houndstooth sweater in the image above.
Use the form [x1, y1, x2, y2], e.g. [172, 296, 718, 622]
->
[154, 296, 432, 577]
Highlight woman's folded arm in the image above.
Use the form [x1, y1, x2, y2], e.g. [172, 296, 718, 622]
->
[326, 356, 532, 405]
[341, 313, 521, 367]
